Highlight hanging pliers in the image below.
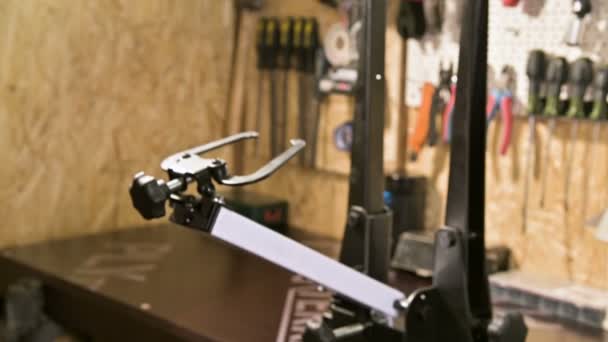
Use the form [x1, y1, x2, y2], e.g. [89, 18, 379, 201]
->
[487, 66, 515, 155]
[409, 63, 452, 160]
[430, 63, 453, 146]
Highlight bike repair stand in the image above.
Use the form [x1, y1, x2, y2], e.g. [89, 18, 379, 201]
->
[303, 0, 527, 341]
[128, 0, 527, 339]
[303, 0, 398, 340]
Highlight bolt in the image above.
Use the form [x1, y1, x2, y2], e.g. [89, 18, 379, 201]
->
[394, 298, 409, 311]
[439, 231, 456, 248]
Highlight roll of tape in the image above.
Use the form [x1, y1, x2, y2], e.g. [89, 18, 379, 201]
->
[323, 23, 352, 67]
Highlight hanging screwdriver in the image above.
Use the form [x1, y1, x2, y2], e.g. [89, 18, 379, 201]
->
[540, 57, 569, 208]
[589, 67, 608, 121]
[278, 17, 295, 153]
[522, 50, 547, 233]
[527, 50, 547, 116]
[564, 57, 594, 210]
[255, 18, 269, 157]
[588, 67, 608, 151]
[583, 67, 608, 219]
[302, 18, 321, 168]
[397, 0, 426, 40]
[565, 0, 592, 46]
[265, 18, 281, 156]
[293, 17, 306, 165]
[294, 17, 320, 167]
[503, 0, 520, 7]
[566, 58, 594, 119]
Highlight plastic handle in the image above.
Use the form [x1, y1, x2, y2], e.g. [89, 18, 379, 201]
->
[502, 0, 519, 7]
[500, 96, 514, 155]
[409, 83, 435, 157]
[442, 84, 457, 142]
[486, 91, 499, 123]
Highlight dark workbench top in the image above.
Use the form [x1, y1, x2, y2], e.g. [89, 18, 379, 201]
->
[0, 225, 606, 341]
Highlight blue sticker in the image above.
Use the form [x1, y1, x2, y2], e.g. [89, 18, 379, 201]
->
[334, 121, 353, 151]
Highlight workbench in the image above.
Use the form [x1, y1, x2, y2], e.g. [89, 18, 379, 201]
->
[0, 225, 605, 341]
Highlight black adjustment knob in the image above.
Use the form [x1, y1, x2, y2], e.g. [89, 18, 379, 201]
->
[129, 173, 170, 220]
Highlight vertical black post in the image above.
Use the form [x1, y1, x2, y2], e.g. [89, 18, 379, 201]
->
[444, 0, 492, 330]
[347, 0, 386, 211]
[339, 0, 391, 282]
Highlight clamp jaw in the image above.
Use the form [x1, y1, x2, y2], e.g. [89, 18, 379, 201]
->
[130, 132, 305, 230]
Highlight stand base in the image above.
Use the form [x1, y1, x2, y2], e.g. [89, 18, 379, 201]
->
[303, 297, 403, 342]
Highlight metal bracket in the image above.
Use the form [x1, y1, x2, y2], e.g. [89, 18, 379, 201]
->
[129, 132, 305, 221]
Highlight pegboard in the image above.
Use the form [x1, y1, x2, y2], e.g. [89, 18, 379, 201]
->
[405, 0, 608, 111]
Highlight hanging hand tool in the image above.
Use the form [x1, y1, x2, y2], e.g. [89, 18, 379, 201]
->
[428, 63, 453, 146]
[486, 66, 515, 155]
[590, 68, 608, 121]
[396, 0, 426, 39]
[503, 0, 520, 7]
[442, 80, 457, 143]
[293, 17, 307, 165]
[584, 67, 608, 217]
[522, 50, 547, 233]
[295, 17, 321, 167]
[409, 83, 436, 160]
[278, 17, 295, 153]
[565, 0, 592, 46]
[543, 57, 569, 117]
[423, 0, 444, 34]
[540, 57, 569, 208]
[527, 50, 547, 116]
[254, 18, 268, 157]
[265, 18, 281, 156]
[566, 58, 594, 119]
[564, 57, 594, 210]
[409, 65, 453, 160]
[309, 49, 329, 167]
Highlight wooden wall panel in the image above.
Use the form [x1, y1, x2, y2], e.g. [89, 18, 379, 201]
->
[0, 0, 234, 247]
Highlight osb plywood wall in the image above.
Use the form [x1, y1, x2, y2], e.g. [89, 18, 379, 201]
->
[0, 0, 234, 248]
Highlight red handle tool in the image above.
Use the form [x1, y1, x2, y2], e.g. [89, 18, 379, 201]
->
[502, 0, 520, 7]
[442, 83, 456, 143]
[499, 93, 514, 155]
